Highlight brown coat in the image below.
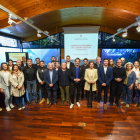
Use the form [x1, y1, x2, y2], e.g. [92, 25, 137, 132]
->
[9, 71, 25, 97]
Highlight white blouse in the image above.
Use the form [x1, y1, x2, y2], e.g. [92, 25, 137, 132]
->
[133, 67, 139, 84]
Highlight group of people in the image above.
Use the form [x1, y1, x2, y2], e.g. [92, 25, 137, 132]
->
[0, 55, 139, 112]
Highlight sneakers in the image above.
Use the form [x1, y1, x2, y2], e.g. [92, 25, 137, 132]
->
[39, 98, 45, 104]
[10, 104, 15, 108]
[6, 106, 11, 111]
[21, 105, 25, 109]
[103, 104, 107, 109]
[18, 105, 22, 110]
[97, 103, 100, 108]
[126, 104, 129, 108]
[120, 101, 126, 105]
[0, 108, 2, 111]
[76, 102, 81, 107]
[134, 103, 138, 107]
[70, 104, 74, 109]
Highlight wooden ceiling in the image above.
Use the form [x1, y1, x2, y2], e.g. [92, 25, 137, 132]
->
[0, 0, 140, 42]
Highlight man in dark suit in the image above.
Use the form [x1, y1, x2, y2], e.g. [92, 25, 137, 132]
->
[21, 56, 27, 67]
[44, 63, 58, 108]
[81, 58, 89, 99]
[94, 56, 103, 69]
[94, 56, 103, 100]
[69, 58, 84, 109]
[66, 55, 74, 69]
[97, 58, 113, 109]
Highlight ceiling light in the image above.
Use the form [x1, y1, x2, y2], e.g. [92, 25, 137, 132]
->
[37, 30, 41, 37]
[8, 17, 17, 26]
[112, 36, 115, 42]
[136, 22, 140, 32]
[122, 30, 127, 37]
[51, 36, 53, 43]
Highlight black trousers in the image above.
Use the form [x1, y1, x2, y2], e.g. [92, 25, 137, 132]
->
[97, 83, 109, 104]
[110, 81, 123, 104]
[81, 80, 87, 98]
[81, 80, 85, 98]
[132, 86, 136, 99]
[71, 82, 81, 104]
[23, 81, 27, 101]
[87, 84, 95, 106]
[40, 84, 48, 99]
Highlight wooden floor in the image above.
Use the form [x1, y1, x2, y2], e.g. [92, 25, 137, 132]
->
[0, 96, 140, 140]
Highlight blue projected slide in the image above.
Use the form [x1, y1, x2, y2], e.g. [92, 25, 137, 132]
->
[23, 49, 60, 65]
[101, 49, 140, 64]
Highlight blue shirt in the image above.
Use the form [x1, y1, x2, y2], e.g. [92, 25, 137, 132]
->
[49, 70, 53, 83]
[76, 67, 79, 78]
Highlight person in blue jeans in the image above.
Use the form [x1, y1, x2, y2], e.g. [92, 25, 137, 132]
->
[121, 62, 136, 108]
[23, 59, 38, 105]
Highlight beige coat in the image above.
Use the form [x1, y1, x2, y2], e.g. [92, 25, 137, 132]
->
[84, 68, 98, 91]
[9, 71, 25, 97]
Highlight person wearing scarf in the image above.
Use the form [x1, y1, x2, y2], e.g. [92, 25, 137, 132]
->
[9, 64, 25, 110]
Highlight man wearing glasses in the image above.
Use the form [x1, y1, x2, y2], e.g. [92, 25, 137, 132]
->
[109, 59, 126, 108]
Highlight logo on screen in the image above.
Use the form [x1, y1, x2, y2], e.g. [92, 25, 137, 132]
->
[80, 35, 82, 37]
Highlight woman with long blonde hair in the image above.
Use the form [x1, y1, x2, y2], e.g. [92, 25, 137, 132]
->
[0, 63, 14, 111]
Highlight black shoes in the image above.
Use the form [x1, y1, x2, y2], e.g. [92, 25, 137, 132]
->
[28, 100, 32, 105]
[61, 100, 65, 105]
[116, 104, 121, 108]
[110, 103, 113, 107]
[110, 102, 121, 108]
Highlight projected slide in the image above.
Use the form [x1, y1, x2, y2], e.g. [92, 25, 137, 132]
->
[64, 33, 98, 60]
[9, 53, 26, 61]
